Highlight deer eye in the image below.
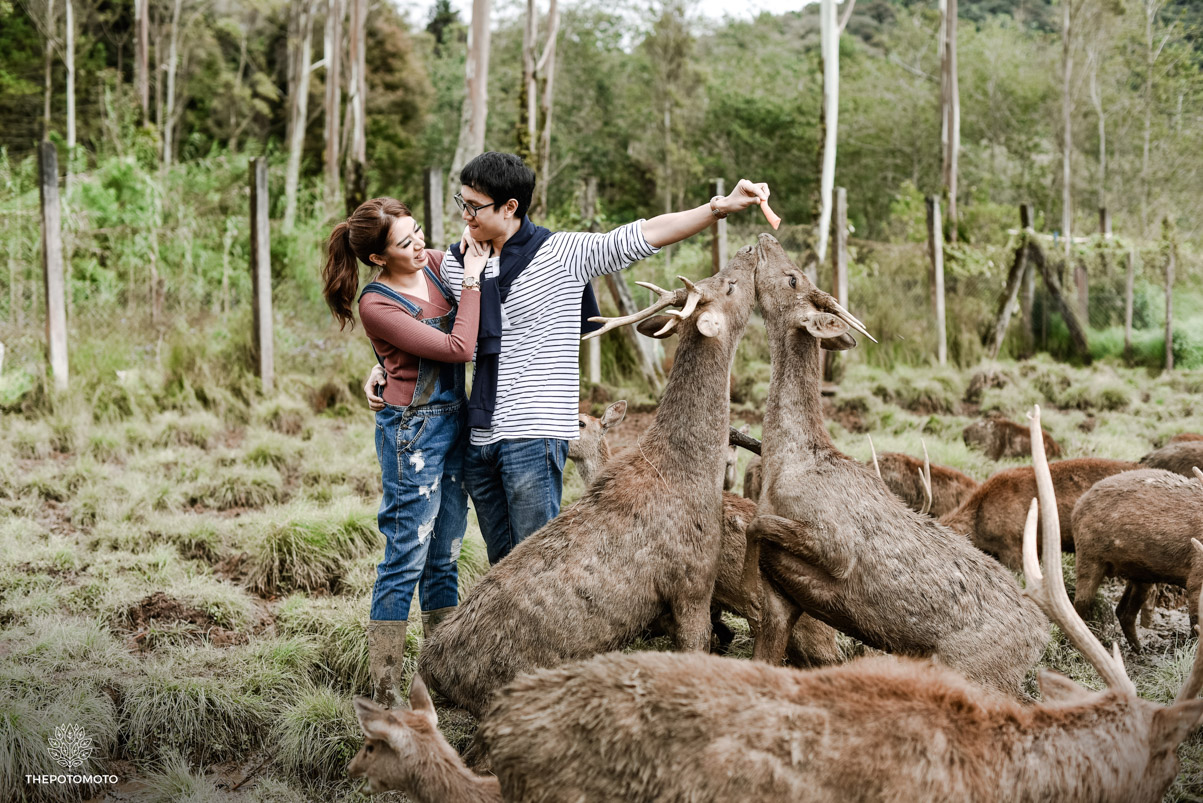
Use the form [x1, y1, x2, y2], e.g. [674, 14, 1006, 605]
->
[366, 744, 374, 753]
[579, 420, 586, 429]
[789, 276, 797, 289]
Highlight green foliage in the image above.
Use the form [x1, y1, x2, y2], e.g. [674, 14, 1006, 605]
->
[270, 685, 362, 782]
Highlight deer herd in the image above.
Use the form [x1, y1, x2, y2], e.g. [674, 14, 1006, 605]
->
[348, 235, 1203, 802]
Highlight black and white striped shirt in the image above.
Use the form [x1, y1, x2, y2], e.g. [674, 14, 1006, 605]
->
[441, 220, 659, 446]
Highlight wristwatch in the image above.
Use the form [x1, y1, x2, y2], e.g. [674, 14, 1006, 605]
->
[709, 196, 728, 220]
[462, 274, 480, 291]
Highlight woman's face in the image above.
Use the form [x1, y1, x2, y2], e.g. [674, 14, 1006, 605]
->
[373, 216, 427, 275]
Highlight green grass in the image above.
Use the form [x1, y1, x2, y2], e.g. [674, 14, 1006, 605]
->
[142, 751, 226, 803]
[270, 684, 363, 782]
[245, 500, 379, 595]
[276, 595, 374, 696]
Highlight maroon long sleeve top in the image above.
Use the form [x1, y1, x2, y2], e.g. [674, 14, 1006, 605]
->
[358, 252, 481, 407]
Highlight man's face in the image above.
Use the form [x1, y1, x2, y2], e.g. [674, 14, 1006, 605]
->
[459, 185, 510, 242]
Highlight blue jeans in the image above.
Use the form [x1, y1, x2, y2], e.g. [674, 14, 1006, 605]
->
[370, 401, 467, 621]
[464, 438, 570, 565]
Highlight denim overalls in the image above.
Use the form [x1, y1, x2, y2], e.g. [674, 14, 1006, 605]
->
[362, 268, 468, 622]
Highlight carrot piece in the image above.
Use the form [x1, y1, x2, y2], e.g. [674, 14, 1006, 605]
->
[759, 199, 781, 230]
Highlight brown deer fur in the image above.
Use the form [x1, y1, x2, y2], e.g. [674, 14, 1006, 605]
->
[1140, 441, 1203, 478]
[1170, 433, 1203, 444]
[747, 234, 1047, 699]
[477, 410, 1203, 803]
[939, 459, 1138, 571]
[964, 414, 1063, 461]
[347, 677, 502, 803]
[566, 400, 627, 488]
[1071, 468, 1203, 651]
[743, 456, 763, 502]
[417, 251, 760, 716]
[874, 451, 978, 517]
[571, 407, 839, 667]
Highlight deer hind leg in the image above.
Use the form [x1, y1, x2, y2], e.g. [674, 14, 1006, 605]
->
[668, 591, 714, 653]
[1115, 581, 1150, 653]
[751, 570, 802, 667]
[747, 514, 853, 580]
[1072, 556, 1107, 621]
[785, 614, 842, 668]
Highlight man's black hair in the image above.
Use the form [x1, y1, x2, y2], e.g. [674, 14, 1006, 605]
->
[460, 152, 536, 219]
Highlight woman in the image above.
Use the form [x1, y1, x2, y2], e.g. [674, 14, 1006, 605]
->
[322, 197, 488, 706]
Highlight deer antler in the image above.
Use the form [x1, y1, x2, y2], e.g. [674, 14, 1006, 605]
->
[829, 299, 877, 343]
[917, 439, 933, 516]
[1022, 405, 1135, 695]
[868, 435, 881, 480]
[582, 282, 686, 341]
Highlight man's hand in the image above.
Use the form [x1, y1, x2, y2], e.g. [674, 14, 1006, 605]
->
[721, 179, 770, 216]
[364, 364, 386, 411]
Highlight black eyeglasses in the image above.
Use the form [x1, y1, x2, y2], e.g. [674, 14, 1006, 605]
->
[453, 193, 494, 218]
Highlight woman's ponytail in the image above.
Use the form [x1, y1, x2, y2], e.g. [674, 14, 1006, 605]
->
[322, 221, 359, 330]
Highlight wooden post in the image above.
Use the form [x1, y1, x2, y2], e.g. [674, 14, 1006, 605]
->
[0, 341, 5, 375]
[1074, 257, 1089, 325]
[926, 196, 947, 365]
[587, 281, 601, 384]
[1165, 223, 1175, 372]
[709, 178, 727, 275]
[1124, 246, 1135, 357]
[832, 186, 848, 307]
[249, 157, 274, 393]
[1019, 204, 1036, 350]
[1028, 239, 1091, 363]
[39, 142, 69, 392]
[988, 225, 1030, 359]
[1099, 207, 1111, 239]
[424, 167, 445, 252]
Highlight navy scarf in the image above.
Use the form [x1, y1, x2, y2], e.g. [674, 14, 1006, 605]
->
[451, 216, 602, 429]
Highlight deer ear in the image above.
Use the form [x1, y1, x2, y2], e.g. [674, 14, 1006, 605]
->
[636, 315, 679, 339]
[1152, 699, 1203, 752]
[601, 400, 627, 429]
[353, 696, 396, 741]
[803, 312, 850, 341]
[408, 675, 438, 726]
[1036, 670, 1090, 703]
[821, 333, 857, 351]
[696, 309, 725, 338]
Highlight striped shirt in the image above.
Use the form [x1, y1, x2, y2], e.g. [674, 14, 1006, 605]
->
[441, 220, 659, 446]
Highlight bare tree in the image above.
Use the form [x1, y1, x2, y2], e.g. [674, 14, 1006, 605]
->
[940, 0, 959, 240]
[535, 0, 560, 216]
[1141, 0, 1169, 237]
[65, 0, 74, 151]
[345, 0, 367, 211]
[519, 0, 538, 165]
[161, 0, 184, 169]
[814, 0, 839, 263]
[43, 0, 56, 141]
[284, 0, 317, 231]
[323, 0, 345, 213]
[136, 0, 149, 122]
[1061, 0, 1078, 258]
[447, 0, 492, 219]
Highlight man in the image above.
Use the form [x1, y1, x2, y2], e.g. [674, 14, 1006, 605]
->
[367, 151, 769, 564]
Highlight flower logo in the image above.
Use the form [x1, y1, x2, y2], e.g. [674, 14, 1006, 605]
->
[48, 724, 93, 770]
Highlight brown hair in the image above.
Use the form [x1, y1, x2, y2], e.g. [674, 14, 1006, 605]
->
[322, 197, 413, 330]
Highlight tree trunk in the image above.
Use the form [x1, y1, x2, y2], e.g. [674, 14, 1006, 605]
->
[284, 0, 316, 231]
[1061, 0, 1074, 258]
[323, 0, 344, 213]
[447, 0, 493, 219]
[1164, 219, 1174, 371]
[345, 0, 367, 212]
[535, 0, 559, 216]
[1088, 43, 1105, 211]
[43, 0, 55, 142]
[943, 0, 959, 241]
[162, 0, 183, 170]
[815, 0, 838, 263]
[136, 0, 149, 122]
[519, 0, 537, 166]
[65, 0, 75, 151]
[1124, 246, 1134, 357]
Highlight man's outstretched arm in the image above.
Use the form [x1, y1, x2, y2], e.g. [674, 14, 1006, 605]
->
[641, 179, 770, 248]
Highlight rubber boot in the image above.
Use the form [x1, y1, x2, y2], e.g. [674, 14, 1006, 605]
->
[367, 620, 407, 708]
[421, 606, 457, 639]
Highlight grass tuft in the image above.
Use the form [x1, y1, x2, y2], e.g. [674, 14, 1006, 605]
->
[142, 750, 225, 803]
[245, 501, 379, 595]
[270, 684, 362, 782]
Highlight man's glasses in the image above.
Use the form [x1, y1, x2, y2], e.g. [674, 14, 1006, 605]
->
[453, 193, 494, 218]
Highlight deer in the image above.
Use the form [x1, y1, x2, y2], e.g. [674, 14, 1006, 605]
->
[416, 247, 773, 717]
[475, 406, 1203, 803]
[1070, 465, 1203, 651]
[964, 413, 1063, 461]
[572, 405, 840, 667]
[938, 458, 1139, 571]
[566, 400, 628, 487]
[867, 437, 978, 517]
[745, 234, 1047, 699]
[1141, 441, 1203, 478]
[1171, 433, 1203, 444]
[347, 675, 502, 803]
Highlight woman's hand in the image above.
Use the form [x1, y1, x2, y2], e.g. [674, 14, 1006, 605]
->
[462, 234, 490, 281]
[364, 364, 386, 411]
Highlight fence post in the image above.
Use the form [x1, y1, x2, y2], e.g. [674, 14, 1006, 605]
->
[1019, 204, 1035, 347]
[0, 341, 5, 375]
[1164, 218, 1175, 372]
[249, 157, 275, 394]
[832, 186, 848, 307]
[424, 167, 445, 252]
[1124, 246, 1135, 358]
[1099, 207, 1111, 239]
[926, 196, 947, 365]
[39, 141, 69, 392]
[709, 178, 727, 276]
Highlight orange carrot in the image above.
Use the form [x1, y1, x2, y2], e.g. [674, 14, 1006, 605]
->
[759, 199, 781, 230]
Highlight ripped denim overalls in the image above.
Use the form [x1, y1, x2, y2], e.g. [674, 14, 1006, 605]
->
[361, 268, 468, 621]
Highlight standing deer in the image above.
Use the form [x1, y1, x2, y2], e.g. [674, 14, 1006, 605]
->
[747, 234, 1047, 698]
[939, 458, 1138, 571]
[474, 407, 1203, 803]
[1071, 465, 1203, 651]
[417, 250, 762, 716]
